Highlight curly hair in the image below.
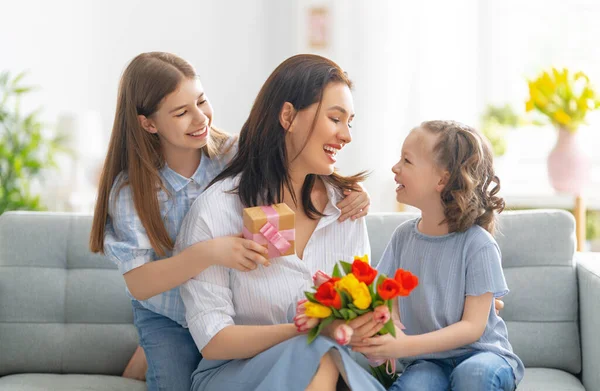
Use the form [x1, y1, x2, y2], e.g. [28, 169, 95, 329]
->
[420, 120, 505, 234]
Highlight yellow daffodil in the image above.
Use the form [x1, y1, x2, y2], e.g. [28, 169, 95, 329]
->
[526, 67, 600, 132]
[525, 98, 535, 112]
[553, 110, 571, 125]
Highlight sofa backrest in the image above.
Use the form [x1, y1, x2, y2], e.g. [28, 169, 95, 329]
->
[0, 210, 580, 375]
[366, 210, 580, 374]
[0, 212, 137, 376]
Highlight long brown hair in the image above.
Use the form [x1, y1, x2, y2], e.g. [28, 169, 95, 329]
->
[421, 120, 505, 234]
[90, 52, 230, 256]
[210, 54, 366, 218]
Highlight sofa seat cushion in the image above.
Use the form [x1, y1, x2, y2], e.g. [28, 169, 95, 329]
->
[519, 368, 584, 391]
[0, 374, 145, 391]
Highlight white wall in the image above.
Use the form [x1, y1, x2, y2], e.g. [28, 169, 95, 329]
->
[5, 0, 596, 213]
[0, 0, 273, 136]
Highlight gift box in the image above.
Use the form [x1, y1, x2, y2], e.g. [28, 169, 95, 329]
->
[242, 203, 295, 258]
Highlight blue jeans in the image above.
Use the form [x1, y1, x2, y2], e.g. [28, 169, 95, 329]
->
[132, 300, 202, 391]
[389, 351, 516, 391]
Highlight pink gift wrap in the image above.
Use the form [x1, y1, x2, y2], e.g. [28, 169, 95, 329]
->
[242, 203, 296, 259]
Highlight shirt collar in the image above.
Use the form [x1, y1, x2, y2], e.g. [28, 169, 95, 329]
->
[317, 178, 343, 227]
[160, 156, 208, 193]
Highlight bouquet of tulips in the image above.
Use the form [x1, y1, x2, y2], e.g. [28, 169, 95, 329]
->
[293, 254, 418, 384]
[294, 255, 418, 383]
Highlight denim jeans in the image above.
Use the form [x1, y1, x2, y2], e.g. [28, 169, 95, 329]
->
[132, 300, 202, 391]
[389, 351, 516, 391]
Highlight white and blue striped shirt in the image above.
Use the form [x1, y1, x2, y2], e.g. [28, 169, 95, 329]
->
[103, 138, 238, 326]
[176, 175, 371, 352]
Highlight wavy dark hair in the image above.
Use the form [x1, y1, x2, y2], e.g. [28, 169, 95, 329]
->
[420, 120, 505, 234]
[210, 54, 367, 218]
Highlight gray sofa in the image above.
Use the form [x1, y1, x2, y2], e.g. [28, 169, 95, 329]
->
[0, 210, 599, 391]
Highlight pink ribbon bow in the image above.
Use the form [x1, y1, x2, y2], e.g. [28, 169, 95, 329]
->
[367, 357, 397, 376]
[243, 205, 295, 258]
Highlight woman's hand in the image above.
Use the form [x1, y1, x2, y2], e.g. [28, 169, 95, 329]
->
[322, 312, 384, 345]
[202, 236, 269, 272]
[337, 183, 370, 222]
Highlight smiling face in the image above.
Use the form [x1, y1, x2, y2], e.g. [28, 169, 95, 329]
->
[391, 127, 447, 210]
[139, 77, 213, 157]
[285, 82, 354, 177]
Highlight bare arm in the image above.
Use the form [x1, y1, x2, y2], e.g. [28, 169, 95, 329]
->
[201, 324, 299, 360]
[123, 242, 212, 301]
[353, 293, 493, 359]
[400, 292, 493, 356]
[125, 237, 268, 301]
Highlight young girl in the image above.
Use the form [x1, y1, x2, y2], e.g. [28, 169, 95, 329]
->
[89, 52, 370, 391]
[353, 120, 524, 390]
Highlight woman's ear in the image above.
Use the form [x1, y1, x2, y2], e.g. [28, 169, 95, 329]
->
[279, 102, 296, 131]
[138, 115, 158, 134]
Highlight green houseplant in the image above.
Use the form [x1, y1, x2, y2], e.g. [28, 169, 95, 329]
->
[480, 104, 522, 157]
[0, 71, 68, 215]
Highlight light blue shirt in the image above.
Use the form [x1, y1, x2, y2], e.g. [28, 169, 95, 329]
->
[103, 138, 238, 326]
[377, 218, 524, 384]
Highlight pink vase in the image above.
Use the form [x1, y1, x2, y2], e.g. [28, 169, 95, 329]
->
[547, 128, 591, 194]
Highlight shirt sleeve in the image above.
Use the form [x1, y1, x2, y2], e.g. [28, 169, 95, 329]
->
[176, 196, 236, 352]
[103, 180, 154, 275]
[465, 242, 509, 298]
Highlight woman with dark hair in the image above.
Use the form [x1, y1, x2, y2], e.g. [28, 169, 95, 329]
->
[176, 54, 386, 390]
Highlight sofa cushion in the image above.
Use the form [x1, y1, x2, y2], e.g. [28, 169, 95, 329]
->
[518, 368, 585, 391]
[0, 212, 138, 376]
[0, 374, 145, 391]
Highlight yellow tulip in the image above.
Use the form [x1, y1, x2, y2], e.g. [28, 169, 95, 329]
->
[336, 274, 360, 293]
[553, 110, 571, 125]
[336, 274, 373, 310]
[354, 254, 369, 264]
[304, 302, 332, 318]
[350, 282, 372, 310]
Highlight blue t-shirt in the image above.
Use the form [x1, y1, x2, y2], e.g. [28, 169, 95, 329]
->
[377, 218, 524, 384]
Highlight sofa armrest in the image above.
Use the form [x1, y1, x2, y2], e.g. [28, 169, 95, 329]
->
[577, 252, 600, 391]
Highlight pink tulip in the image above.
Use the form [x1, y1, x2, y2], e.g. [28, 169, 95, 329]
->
[333, 324, 354, 345]
[312, 270, 332, 288]
[373, 305, 391, 324]
[294, 313, 320, 332]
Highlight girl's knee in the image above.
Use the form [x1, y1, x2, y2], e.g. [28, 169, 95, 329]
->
[451, 355, 514, 391]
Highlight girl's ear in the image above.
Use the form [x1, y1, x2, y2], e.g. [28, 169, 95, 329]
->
[138, 115, 158, 134]
[436, 171, 450, 193]
[279, 102, 296, 132]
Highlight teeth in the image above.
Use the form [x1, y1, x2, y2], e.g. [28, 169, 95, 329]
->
[323, 145, 339, 155]
[189, 127, 207, 136]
